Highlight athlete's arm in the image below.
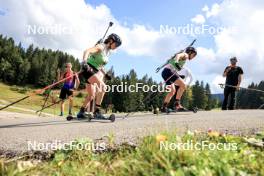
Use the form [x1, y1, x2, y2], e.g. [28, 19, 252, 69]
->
[175, 53, 188, 62]
[83, 45, 102, 61]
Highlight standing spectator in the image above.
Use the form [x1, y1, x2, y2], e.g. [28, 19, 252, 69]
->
[58, 63, 80, 116]
[222, 57, 243, 110]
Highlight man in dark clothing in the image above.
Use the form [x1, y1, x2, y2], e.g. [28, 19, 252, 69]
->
[222, 57, 243, 110]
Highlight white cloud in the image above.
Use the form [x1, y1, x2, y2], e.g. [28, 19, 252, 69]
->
[212, 75, 225, 93]
[213, 0, 264, 84]
[202, 3, 220, 18]
[191, 0, 264, 93]
[0, 0, 114, 58]
[202, 5, 209, 12]
[191, 14, 206, 24]
[0, 0, 184, 60]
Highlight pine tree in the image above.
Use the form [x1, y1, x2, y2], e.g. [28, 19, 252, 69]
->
[205, 83, 212, 110]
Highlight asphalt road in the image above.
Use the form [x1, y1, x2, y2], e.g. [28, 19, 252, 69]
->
[0, 110, 264, 154]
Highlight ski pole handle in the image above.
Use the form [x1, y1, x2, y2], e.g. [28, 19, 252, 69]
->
[98, 21, 114, 45]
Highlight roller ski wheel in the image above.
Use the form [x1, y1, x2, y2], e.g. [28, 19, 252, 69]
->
[109, 114, 115, 122]
[176, 107, 198, 113]
[175, 107, 187, 112]
[93, 112, 116, 122]
[166, 108, 174, 114]
[160, 107, 171, 114]
[192, 107, 198, 113]
[85, 112, 93, 122]
[66, 115, 73, 121]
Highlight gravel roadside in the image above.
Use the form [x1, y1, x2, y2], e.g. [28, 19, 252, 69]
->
[0, 110, 263, 156]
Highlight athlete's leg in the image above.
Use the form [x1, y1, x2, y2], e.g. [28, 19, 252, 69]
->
[95, 82, 106, 105]
[163, 85, 176, 106]
[60, 100, 65, 116]
[173, 85, 180, 108]
[93, 71, 105, 109]
[87, 73, 106, 112]
[161, 67, 178, 110]
[68, 95, 73, 115]
[59, 88, 67, 116]
[174, 79, 186, 108]
[82, 83, 96, 109]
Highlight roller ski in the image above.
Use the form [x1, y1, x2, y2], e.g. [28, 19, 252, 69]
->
[92, 107, 116, 122]
[67, 107, 115, 122]
[159, 105, 198, 114]
[174, 106, 198, 113]
[66, 107, 91, 121]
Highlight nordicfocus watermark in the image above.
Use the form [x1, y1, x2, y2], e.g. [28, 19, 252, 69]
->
[27, 24, 76, 35]
[27, 140, 106, 151]
[160, 140, 238, 151]
[160, 24, 236, 36]
[92, 82, 171, 93]
[26, 23, 110, 36]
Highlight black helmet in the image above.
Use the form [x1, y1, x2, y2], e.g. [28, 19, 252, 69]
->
[230, 57, 237, 62]
[107, 33, 122, 47]
[185, 46, 197, 55]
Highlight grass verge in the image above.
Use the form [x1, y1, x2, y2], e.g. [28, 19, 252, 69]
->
[1, 130, 264, 176]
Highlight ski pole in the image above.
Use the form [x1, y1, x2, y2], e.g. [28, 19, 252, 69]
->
[0, 95, 30, 111]
[96, 21, 114, 45]
[155, 39, 196, 73]
[219, 83, 264, 93]
[36, 99, 63, 113]
[38, 80, 55, 116]
[124, 70, 182, 118]
[0, 71, 82, 111]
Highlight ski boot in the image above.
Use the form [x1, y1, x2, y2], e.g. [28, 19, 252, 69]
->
[76, 107, 87, 120]
[175, 104, 187, 112]
[175, 104, 198, 113]
[93, 107, 115, 122]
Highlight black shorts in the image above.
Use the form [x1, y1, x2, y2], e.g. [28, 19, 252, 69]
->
[81, 64, 98, 82]
[162, 67, 179, 85]
[59, 87, 73, 100]
[81, 70, 94, 81]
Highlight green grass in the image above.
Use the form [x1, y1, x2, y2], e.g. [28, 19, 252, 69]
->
[0, 83, 86, 116]
[1, 131, 264, 176]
